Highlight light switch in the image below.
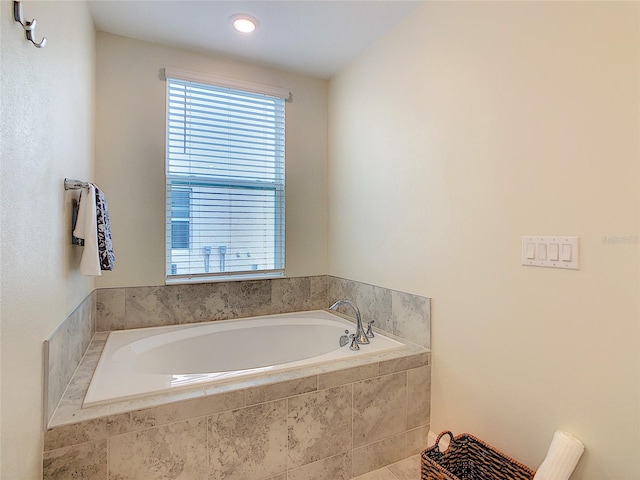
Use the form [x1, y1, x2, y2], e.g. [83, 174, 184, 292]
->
[522, 236, 579, 269]
[526, 243, 535, 259]
[537, 243, 547, 260]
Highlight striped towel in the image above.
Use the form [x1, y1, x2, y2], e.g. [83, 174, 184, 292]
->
[94, 185, 115, 271]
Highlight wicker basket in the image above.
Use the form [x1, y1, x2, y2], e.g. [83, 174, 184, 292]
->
[421, 431, 536, 480]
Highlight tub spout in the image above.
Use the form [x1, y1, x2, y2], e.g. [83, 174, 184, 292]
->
[328, 300, 369, 345]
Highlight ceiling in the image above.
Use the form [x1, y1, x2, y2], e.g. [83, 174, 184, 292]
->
[88, 1, 424, 79]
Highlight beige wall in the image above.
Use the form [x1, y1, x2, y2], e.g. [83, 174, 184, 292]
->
[94, 32, 328, 288]
[328, 2, 639, 479]
[0, 1, 96, 478]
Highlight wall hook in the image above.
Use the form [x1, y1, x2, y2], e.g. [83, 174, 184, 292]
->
[13, 2, 47, 48]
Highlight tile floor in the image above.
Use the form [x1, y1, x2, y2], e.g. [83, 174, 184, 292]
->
[354, 454, 421, 480]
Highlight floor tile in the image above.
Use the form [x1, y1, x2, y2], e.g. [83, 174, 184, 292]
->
[388, 455, 422, 480]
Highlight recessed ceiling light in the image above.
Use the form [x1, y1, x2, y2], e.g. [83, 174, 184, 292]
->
[230, 14, 259, 33]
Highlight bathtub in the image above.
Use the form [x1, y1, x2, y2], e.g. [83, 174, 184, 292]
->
[84, 310, 404, 406]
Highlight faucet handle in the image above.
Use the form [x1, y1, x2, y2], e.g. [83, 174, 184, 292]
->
[365, 321, 375, 338]
[339, 330, 350, 348]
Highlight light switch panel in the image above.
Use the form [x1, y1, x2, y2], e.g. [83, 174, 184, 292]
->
[522, 236, 579, 269]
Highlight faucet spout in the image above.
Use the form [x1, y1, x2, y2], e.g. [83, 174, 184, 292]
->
[328, 299, 369, 345]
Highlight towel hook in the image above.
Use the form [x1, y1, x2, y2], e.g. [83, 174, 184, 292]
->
[13, 2, 47, 48]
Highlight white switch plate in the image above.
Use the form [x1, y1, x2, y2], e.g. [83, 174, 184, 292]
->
[522, 236, 579, 270]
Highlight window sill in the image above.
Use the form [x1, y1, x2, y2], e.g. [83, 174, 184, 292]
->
[165, 271, 284, 285]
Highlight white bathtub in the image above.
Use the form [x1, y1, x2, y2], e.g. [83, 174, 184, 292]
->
[84, 310, 404, 406]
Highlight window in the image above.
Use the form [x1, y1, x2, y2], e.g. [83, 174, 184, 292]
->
[165, 71, 286, 281]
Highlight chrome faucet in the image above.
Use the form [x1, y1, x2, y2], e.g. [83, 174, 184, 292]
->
[329, 300, 369, 346]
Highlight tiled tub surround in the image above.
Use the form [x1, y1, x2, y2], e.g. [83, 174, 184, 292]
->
[327, 277, 430, 349]
[46, 276, 429, 428]
[44, 292, 96, 425]
[44, 330, 430, 479]
[95, 275, 431, 349]
[95, 276, 330, 332]
[45, 275, 431, 478]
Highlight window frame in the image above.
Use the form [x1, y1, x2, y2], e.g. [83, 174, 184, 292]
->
[164, 70, 288, 284]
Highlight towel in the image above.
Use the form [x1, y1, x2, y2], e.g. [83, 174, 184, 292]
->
[534, 430, 585, 480]
[95, 185, 115, 271]
[70, 191, 84, 246]
[73, 184, 101, 276]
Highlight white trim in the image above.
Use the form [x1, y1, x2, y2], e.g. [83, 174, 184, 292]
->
[162, 67, 291, 101]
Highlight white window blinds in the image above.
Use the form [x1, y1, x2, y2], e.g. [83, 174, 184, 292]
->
[165, 74, 285, 281]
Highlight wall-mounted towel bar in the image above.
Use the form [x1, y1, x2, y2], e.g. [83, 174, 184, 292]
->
[64, 178, 90, 190]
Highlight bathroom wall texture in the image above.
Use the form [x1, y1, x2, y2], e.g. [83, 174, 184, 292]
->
[328, 2, 639, 479]
[94, 31, 329, 288]
[0, 2, 96, 478]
